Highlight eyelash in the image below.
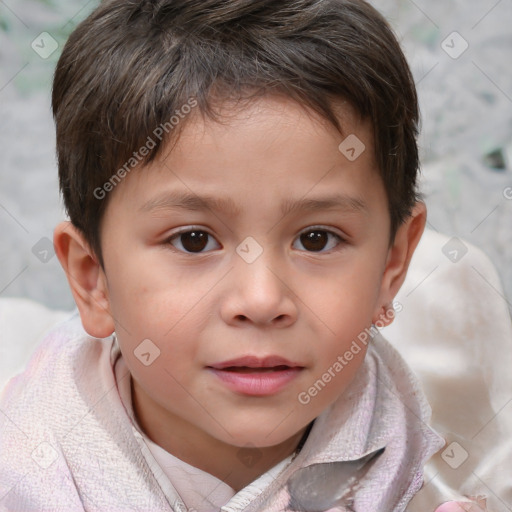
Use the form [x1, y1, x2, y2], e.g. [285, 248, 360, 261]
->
[165, 226, 346, 254]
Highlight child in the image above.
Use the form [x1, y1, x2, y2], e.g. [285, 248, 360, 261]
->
[0, 0, 451, 510]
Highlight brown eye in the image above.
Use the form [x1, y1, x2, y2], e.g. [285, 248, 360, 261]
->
[170, 230, 220, 253]
[293, 229, 342, 252]
[181, 231, 208, 252]
[300, 231, 328, 251]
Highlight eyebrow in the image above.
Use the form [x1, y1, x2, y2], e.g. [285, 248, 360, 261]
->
[139, 191, 241, 216]
[280, 195, 368, 216]
[139, 191, 368, 216]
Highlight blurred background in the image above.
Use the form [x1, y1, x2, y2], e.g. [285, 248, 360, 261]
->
[1, 0, 511, 311]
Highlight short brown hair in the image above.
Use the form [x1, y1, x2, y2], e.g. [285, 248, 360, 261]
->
[53, 0, 420, 263]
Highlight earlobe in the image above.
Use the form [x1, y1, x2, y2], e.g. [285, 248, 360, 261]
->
[53, 221, 115, 338]
[373, 202, 426, 324]
[372, 303, 396, 328]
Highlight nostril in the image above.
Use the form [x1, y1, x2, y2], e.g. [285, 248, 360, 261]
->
[272, 314, 294, 328]
[235, 315, 248, 322]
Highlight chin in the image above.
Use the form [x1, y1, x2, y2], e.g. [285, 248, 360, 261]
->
[214, 420, 308, 450]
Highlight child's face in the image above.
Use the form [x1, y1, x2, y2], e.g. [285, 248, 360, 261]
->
[66, 96, 414, 451]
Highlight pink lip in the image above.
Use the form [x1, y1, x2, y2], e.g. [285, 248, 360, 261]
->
[207, 355, 304, 396]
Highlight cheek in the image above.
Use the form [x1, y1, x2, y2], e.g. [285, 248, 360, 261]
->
[105, 270, 212, 389]
[105, 250, 215, 335]
[296, 258, 383, 399]
[115, 305, 204, 399]
[303, 263, 383, 333]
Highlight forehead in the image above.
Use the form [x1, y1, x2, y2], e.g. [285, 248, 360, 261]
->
[107, 94, 382, 216]
[169, 94, 372, 157]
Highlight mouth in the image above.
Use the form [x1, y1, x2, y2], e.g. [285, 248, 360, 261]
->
[219, 365, 293, 373]
[207, 356, 304, 396]
[208, 355, 302, 371]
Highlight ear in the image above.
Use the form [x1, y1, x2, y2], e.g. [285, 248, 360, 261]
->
[53, 221, 115, 338]
[373, 202, 426, 326]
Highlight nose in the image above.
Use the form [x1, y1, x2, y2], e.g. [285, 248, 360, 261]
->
[220, 254, 298, 328]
